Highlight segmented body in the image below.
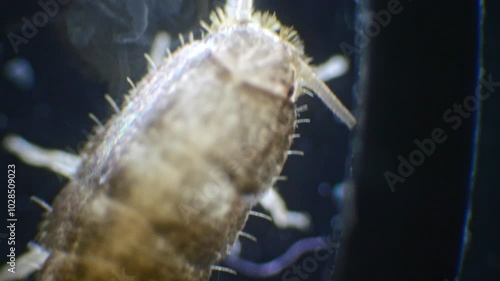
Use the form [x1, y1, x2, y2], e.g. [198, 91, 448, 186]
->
[35, 10, 300, 281]
[1, 1, 355, 280]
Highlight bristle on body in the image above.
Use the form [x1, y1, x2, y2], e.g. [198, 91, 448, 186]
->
[202, 1, 355, 129]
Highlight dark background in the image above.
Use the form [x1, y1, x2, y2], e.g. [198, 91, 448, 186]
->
[0, 1, 497, 281]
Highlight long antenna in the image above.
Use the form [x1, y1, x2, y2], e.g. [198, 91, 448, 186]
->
[225, 0, 253, 21]
[299, 62, 356, 129]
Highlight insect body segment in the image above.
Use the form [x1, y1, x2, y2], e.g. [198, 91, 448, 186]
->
[1, 1, 355, 280]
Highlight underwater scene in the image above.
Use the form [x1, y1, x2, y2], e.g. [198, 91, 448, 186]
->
[0, 1, 498, 281]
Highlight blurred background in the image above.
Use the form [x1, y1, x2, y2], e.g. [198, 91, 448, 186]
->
[0, 1, 497, 281]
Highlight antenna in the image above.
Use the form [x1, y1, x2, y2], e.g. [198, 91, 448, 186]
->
[299, 62, 356, 129]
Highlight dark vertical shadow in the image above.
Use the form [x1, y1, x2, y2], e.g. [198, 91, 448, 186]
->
[333, 1, 481, 281]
